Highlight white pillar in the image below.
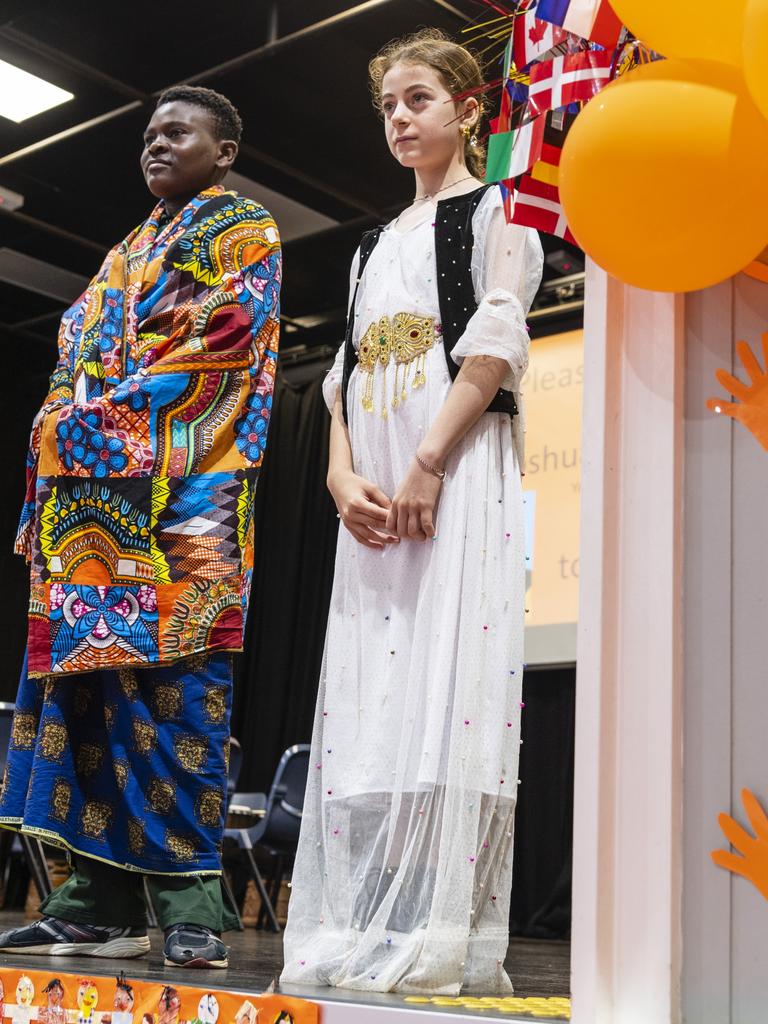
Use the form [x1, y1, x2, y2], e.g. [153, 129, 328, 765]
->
[571, 262, 684, 1024]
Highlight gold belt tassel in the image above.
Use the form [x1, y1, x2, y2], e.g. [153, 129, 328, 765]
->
[357, 312, 435, 416]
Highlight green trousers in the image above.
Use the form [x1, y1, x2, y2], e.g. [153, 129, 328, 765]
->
[40, 855, 240, 933]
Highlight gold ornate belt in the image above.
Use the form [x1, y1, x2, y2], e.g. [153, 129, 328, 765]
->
[357, 312, 436, 417]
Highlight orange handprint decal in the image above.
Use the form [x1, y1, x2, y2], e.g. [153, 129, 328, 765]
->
[711, 788, 768, 901]
[707, 334, 768, 450]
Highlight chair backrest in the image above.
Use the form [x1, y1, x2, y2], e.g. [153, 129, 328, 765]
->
[258, 744, 311, 854]
[0, 703, 16, 777]
[227, 736, 243, 797]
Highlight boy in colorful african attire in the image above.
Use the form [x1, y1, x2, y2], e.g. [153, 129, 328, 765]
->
[0, 86, 281, 969]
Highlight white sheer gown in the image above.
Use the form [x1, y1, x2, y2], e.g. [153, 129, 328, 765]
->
[281, 187, 544, 995]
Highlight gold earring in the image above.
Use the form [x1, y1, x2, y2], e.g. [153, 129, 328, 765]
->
[460, 123, 471, 139]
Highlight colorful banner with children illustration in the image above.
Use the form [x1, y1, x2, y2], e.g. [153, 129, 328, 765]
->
[0, 969, 316, 1024]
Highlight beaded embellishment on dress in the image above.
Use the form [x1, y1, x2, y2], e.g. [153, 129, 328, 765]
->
[357, 313, 437, 417]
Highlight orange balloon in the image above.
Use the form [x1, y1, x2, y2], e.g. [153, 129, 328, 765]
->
[744, 0, 768, 119]
[611, 0, 745, 64]
[560, 59, 768, 292]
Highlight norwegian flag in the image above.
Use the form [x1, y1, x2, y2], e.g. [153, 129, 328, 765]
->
[499, 177, 515, 223]
[499, 77, 530, 132]
[513, 3, 568, 69]
[528, 50, 614, 117]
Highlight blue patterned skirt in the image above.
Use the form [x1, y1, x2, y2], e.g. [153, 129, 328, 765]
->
[0, 652, 232, 874]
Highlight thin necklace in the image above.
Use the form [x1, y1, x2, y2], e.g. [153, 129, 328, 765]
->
[413, 174, 475, 202]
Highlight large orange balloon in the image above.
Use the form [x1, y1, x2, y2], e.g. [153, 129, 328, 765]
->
[560, 59, 768, 292]
[744, 0, 768, 118]
[611, 0, 746, 64]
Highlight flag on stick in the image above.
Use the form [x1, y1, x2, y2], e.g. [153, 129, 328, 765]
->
[513, 4, 569, 68]
[527, 50, 614, 116]
[513, 173, 577, 243]
[535, 0, 623, 50]
[513, 130, 577, 242]
[499, 76, 530, 132]
[485, 115, 545, 182]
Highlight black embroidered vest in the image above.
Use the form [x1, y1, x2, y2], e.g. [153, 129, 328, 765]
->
[341, 184, 519, 424]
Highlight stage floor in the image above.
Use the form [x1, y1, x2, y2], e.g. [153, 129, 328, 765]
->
[0, 915, 570, 1020]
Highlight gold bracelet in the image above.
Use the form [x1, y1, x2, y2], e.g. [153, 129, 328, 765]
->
[415, 453, 446, 480]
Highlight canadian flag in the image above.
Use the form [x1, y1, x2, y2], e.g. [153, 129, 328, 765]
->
[528, 50, 614, 117]
[513, 3, 568, 69]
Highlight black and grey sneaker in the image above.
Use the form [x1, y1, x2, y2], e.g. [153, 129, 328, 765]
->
[163, 923, 228, 969]
[0, 916, 150, 958]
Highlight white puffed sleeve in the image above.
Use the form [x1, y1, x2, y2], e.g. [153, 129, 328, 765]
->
[450, 186, 543, 388]
[450, 187, 544, 469]
[322, 247, 361, 412]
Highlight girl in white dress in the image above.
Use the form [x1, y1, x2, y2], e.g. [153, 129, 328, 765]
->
[281, 28, 543, 995]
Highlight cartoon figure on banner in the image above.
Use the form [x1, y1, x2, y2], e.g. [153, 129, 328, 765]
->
[156, 989, 180, 1024]
[707, 333, 768, 450]
[195, 997, 217, 1024]
[0, 978, 6, 1024]
[74, 980, 98, 1024]
[712, 787, 768, 902]
[38, 981, 65, 1024]
[8, 976, 37, 1024]
[231, 1003, 256, 1024]
[100, 977, 133, 1024]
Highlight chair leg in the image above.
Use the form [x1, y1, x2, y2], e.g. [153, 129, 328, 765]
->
[221, 870, 243, 931]
[19, 835, 51, 900]
[244, 847, 280, 933]
[269, 854, 284, 914]
[143, 877, 158, 929]
[255, 853, 275, 931]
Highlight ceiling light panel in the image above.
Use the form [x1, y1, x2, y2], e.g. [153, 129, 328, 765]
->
[0, 60, 74, 123]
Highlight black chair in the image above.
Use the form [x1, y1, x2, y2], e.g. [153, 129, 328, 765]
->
[225, 744, 310, 932]
[0, 702, 53, 901]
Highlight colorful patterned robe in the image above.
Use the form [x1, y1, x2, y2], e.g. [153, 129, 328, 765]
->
[15, 187, 281, 678]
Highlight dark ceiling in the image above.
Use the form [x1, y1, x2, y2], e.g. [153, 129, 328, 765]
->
[0, 0, 583, 358]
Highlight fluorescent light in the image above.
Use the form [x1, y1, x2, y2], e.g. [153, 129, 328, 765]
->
[0, 60, 73, 123]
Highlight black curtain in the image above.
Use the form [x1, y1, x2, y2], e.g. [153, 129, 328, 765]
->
[230, 372, 339, 792]
[0, 328, 51, 696]
[511, 666, 575, 938]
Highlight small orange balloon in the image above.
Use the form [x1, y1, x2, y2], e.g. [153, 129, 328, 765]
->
[560, 59, 768, 292]
[611, 0, 745, 64]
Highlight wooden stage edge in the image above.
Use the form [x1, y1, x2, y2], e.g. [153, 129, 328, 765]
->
[0, 915, 571, 1022]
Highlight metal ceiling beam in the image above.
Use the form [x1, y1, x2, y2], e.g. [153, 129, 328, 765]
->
[0, 2, 393, 216]
[0, 320, 52, 344]
[0, 100, 143, 168]
[0, 207, 106, 255]
[0, 26, 145, 100]
[423, 0, 473, 22]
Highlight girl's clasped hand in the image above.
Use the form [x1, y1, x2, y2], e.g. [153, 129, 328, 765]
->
[329, 456, 443, 546]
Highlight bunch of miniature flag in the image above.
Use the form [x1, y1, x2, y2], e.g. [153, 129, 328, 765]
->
[480, 0, 626, 242]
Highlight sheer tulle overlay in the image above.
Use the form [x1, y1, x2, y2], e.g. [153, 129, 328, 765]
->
[281, 188, 543, 994]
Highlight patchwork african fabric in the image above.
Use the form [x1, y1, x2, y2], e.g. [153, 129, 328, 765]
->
[15, 187, 280, 677]
[0, 652, 232, 873]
